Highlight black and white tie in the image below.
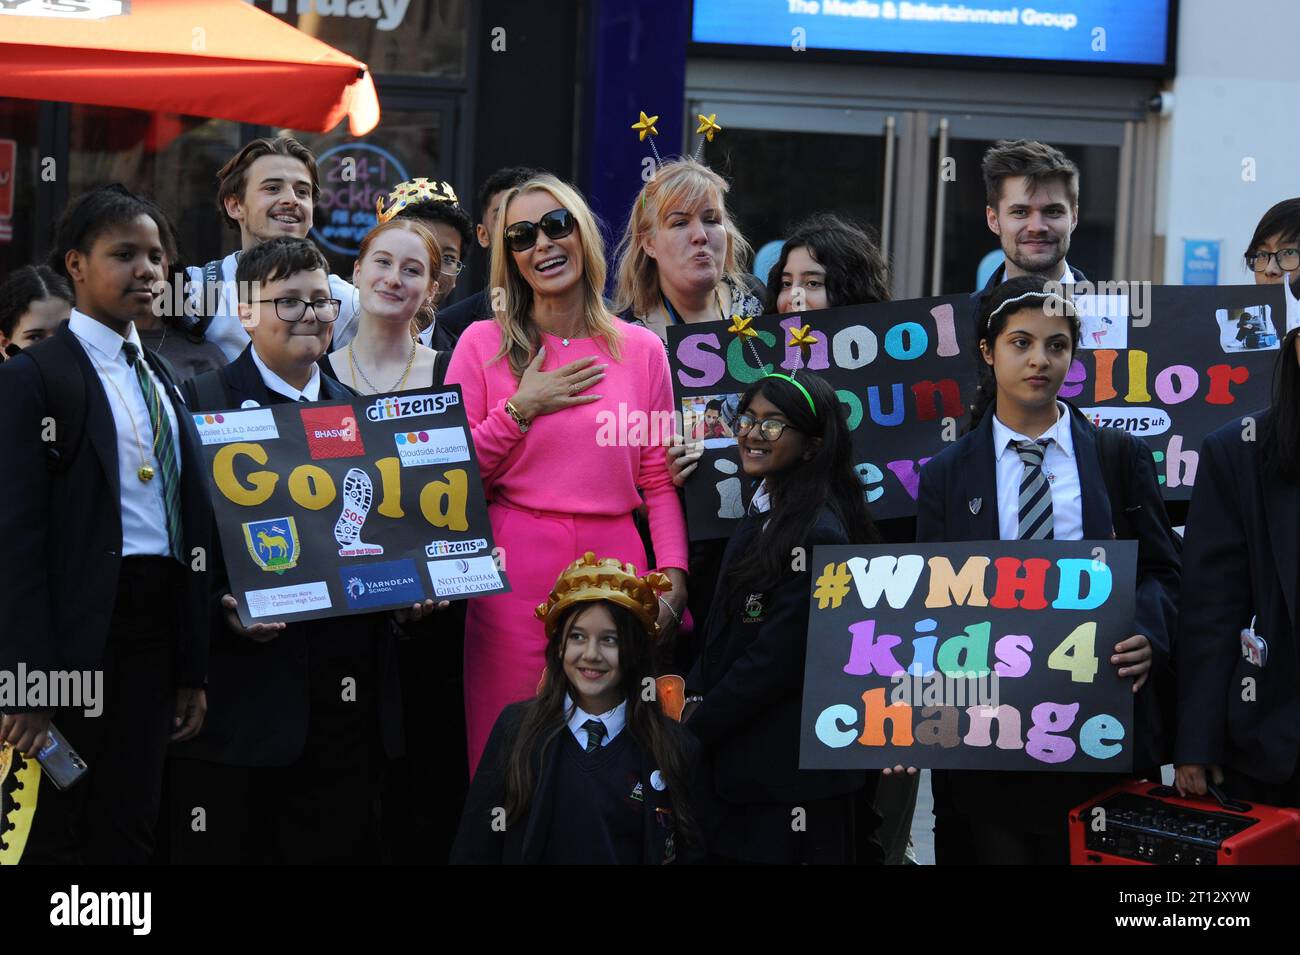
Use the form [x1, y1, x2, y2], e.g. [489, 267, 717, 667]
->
[1015, 439, 1054, 540]
[582, 719, 606, 753]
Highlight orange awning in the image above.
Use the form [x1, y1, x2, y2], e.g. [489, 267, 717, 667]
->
[0, 0, 380, 134]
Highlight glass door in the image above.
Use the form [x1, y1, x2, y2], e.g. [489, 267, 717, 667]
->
[688, 98, 895, 297]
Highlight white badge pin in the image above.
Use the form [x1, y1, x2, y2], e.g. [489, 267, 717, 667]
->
[969, 497, 982, 515]
[240, 399, 261, 409]
[650, 770, 667, 791]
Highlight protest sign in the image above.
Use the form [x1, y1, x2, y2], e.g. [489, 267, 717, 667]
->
[667, 296, 976, 539]
[799, 541, 1136, 773]
[194, 385, 508, 625]
[1069, 282, 1284, 498]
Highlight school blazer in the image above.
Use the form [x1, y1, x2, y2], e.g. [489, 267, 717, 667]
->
[450, 702, 704, 864]
[916, 404, 1182, 827]
[173, 346, 403, 766]
[687, 505, 868, 805]
[1174, 410, 1300, 783]
[0, 324, 211, 693]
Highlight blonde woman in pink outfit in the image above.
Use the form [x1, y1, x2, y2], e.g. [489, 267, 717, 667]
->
[446, 175, 689, 775]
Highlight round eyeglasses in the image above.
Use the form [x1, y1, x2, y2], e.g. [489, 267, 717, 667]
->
[734, 414, 793, 442]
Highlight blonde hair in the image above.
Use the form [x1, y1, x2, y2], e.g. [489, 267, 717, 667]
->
[613, 157, 753, 318]
[355, 218, 441, 339]
[489, 175, 621, 377]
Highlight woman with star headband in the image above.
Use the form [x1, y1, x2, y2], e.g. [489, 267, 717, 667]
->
[445, 174, 689, 777]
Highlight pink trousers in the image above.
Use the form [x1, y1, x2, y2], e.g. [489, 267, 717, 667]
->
[464, 499, 647, 777]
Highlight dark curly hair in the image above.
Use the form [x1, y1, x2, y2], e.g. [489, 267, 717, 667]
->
[765, 213, 891, 312]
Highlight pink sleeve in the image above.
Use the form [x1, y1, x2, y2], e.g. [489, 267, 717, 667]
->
[445, 329, 524, 487]
[636, 338, 689, 571]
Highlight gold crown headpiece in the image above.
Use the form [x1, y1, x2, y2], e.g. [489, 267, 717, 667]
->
[376, 178, 460, 224]
[535, 552, 672, 640]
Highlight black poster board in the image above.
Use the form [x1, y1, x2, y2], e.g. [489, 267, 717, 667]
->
[194, 386, 509, 625]
[799, 541, 1137, 773]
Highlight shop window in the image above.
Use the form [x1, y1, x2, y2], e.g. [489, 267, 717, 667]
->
[67, 105, 243, 271]
[0, 99, 42, 280]
[253, 0, 470, 79]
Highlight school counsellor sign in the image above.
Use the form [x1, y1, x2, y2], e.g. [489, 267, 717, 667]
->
[195, 385, 509, 625]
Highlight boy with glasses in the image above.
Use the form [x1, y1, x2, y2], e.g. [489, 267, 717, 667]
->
[169, 237, 422, 864]
[1244, 197, 1300, 333]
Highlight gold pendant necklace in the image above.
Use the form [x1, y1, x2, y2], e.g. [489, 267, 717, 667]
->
[90, 351, 163, 483]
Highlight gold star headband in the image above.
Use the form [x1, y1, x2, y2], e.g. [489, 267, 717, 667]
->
[727, 315, 819, 414]
[633, 110, 725, 205]
[376, 178, 461, 224]
[535, 551, 673, 640]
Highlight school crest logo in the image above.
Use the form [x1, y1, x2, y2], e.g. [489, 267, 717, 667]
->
[242, 518, 300, 573]
[744, 593, 765, 621]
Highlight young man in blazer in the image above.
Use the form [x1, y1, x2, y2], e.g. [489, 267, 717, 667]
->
[168, 237, 434, 864]
[0, 188, 210, 864]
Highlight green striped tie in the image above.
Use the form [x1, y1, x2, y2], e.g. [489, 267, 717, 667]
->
[122, 342, 183, 561]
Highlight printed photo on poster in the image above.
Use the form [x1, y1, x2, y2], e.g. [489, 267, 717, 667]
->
[1075, 293, 1128, 350]
[1216, 305, 1279, 352]
[679, 393, 742, 449]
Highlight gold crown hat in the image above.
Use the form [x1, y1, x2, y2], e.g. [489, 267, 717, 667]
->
[375, 177, 460, 224]
[535, 552, 672, 640]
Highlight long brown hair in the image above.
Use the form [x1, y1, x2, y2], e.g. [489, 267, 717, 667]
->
[501, 601, 696, 838]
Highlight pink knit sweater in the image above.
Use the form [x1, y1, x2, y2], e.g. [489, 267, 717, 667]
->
[445, 319, 689, 572]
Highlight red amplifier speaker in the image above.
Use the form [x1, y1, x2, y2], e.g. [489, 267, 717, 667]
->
[1069, 781, 1300, 865]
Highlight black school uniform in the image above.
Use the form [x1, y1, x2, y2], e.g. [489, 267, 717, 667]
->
[166, 345, 403, 864]
[0, 318, 211, 864]
[917, 401, 1180, 864]
[1175, 410, 1300, 806]
[451, 701, 702, 864]
[687, 499, 877, 864]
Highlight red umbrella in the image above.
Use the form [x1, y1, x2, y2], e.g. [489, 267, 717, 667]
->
[0, 0, 380, 134]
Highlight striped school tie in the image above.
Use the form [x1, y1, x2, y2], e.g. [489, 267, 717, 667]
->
[1014, 439, 1055, 540]
[582, 719, 606, 753]
[122, 342, 184, 560]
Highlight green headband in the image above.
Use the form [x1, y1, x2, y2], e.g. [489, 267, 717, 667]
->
[763, 372, 817, 415]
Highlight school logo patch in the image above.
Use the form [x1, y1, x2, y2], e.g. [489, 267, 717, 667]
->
[744, 593, 765, 622]
[300, 405, 364, 459]
[242, 517, 300, 574]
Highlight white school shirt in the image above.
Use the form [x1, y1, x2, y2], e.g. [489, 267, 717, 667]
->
[990, 401, 1083, 541]
[564, 695, 627, 749]
[249, 345, 322, 402]
[186, 251, 359, 362]
[69, 309, 181, 558]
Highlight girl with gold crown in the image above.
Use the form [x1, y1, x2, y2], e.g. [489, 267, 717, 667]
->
[451, 553, 701, 864]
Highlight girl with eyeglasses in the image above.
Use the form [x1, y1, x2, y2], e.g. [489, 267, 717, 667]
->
[445, 175, 689, 777]
[683, 370, 882, 864]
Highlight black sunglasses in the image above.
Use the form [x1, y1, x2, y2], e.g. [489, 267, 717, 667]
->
[504, 208, 575, 253]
